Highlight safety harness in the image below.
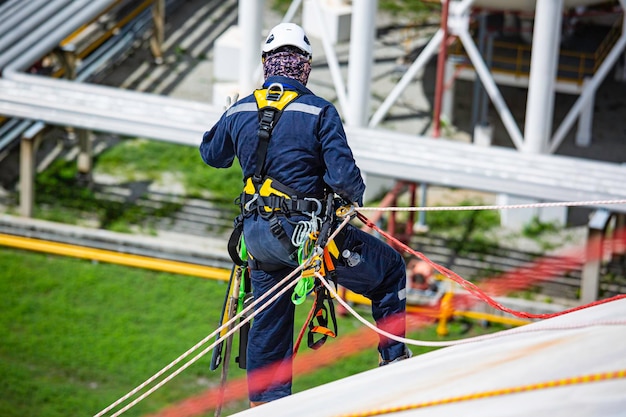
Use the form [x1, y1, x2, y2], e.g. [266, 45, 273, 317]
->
[225, 82, 341, 363]
[228, 82, 325, 267]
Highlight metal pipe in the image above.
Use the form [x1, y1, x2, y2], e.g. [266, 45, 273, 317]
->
[347, 0, 377, 127]
[523, 0, 563, 154]
[1, 1, 72, 48]
[0, 0, 24, 19]
[549, 32, 626, 153]
[470, 11, 487, 133]
[311, 0, 349, 119]
[0, 0, 51, 38]
[432, 0, 450, 138]
[457, 28, 524, 149]
[0, 120, 32, 153]
[369, 29, 443, 128]
[2, 0, 117, 74]
[281, 0, 303, 23]
[239, 0, 263, 95]
[368, 0, 474, 128]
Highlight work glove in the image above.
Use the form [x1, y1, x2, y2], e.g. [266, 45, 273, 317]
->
[224, 93, 239, 111]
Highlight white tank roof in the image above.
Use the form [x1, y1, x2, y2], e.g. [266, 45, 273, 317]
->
[232, 299, 626, 417]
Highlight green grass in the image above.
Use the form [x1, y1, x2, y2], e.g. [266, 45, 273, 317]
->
[0, 247, 232, 417]
[0, 246, 502, 417]
[94, 139, 243, 200]
[31, 139, 242, 232]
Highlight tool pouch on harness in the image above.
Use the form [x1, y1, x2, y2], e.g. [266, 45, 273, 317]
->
[227, 214, 246, 267]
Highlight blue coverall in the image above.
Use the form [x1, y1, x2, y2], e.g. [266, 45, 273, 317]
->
[200, 75, 407, 403]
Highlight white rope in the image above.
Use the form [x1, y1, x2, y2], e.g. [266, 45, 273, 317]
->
[95, 264, 306, 417]
[95, 216, 353, 417]
[314, 272, 626, 348]
[356, 198, 626, 212]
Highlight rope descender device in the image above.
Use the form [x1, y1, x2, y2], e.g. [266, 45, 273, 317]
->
[335, 203, 357, 219]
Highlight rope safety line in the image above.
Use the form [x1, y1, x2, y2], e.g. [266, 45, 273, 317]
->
[93, 216, 353, 417]
[356, 212, 626, 319]
[95, 264, 305, 417]
[314, 272, 626, 348]
[333, 369, 626, 417]
[94, 199, 621, 415]
[356, 198, 626, 212]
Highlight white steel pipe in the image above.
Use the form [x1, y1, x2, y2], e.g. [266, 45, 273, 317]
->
[369, 29, 443, 128]
[311, 0, 349, 120]
[2, 0, 116, 74]
[282, 0, 303, 23]
[347, 0, 377, 127]
[457, 28, 524, 149]
[0, 0, 52, 39]
[549, 31, 626, 153]
[523, 0, 563, 154]
[239, 0, 263, 95]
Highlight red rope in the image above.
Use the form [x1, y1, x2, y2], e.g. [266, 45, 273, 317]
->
[356, 212, 626, 320]
[293, 298, 317, 355]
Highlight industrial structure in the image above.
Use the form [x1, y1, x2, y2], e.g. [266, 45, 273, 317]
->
[1, 0, 625, 300]
[1, 1, 626, 416]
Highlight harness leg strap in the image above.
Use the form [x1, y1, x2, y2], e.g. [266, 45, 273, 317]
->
[268, 216, 297, 260]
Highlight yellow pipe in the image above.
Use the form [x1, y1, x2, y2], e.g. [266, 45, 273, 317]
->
[0, 233, 230, 282]
[53, 0, 155, 78]
[454, 310, 531, 327]
[76, 0, 154, 59]
[61, 0, 126, 46]
[342, 288, 530, 329]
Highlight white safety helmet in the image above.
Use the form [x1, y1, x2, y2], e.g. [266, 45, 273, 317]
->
[262, 23, 312, 59]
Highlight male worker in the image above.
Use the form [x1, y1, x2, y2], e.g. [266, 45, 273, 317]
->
[200, 22, 409, 406]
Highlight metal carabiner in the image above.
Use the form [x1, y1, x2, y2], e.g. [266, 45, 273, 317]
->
[244, 194, 259, 212]
[266, 82, 284, 101]
[304, 197, 323, 217]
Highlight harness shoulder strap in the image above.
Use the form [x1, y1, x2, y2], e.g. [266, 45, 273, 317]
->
[252, 83, 300, 185]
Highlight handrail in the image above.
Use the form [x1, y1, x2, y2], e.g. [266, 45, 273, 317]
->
[593, 18, 623, 72]
[449, 16, 624, 85]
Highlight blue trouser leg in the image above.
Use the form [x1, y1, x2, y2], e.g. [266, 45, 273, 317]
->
[243, 218, 407, 402]
[334, 225, 407, 361]
[246, 267, 296, 403]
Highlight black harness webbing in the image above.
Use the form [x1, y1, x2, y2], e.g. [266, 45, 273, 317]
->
[251, 83, 299, 187]
[245, 83, 303, 261]
[307, 245, 339, 350]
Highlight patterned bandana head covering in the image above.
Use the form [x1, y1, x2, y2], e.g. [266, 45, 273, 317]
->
[263, 49, 312, 86]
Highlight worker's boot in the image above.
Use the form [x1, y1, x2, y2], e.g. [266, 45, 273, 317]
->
[379, 345, 412, 366]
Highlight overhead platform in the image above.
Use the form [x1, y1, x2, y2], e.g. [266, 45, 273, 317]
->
[232, 298, 626, 417]
[0, 75, 220, 146]
[346, 126, 626, 214]
[1, 75, 625, 215]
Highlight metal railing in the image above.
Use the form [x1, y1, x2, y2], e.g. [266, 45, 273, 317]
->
[450, 17, 624, 85]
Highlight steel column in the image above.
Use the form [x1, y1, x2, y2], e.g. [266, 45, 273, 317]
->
[432, 0, 450, 138]
[239, 0, 263, 95]
[149, 0, 165, 64]
[549, 17, 626, 153]
[523, 0, 563, 154]
[347, 0, 377, 127]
